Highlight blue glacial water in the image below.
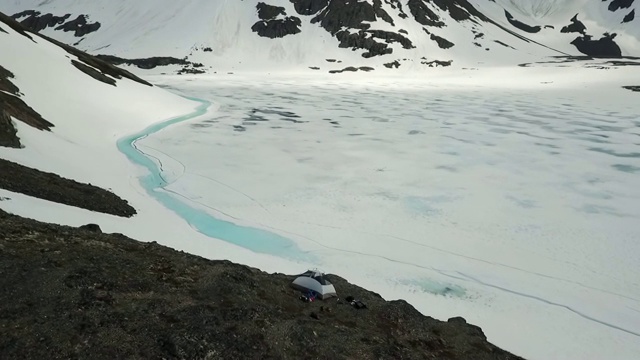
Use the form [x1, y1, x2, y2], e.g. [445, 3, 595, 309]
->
[116, 97, 311, 261]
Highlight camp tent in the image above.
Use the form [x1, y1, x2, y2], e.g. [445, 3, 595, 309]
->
[291, 270, 337, 300]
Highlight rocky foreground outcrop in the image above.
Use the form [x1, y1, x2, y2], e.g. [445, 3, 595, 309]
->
[0, 209, 524, 359]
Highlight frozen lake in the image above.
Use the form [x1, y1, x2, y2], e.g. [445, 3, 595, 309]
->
[137, 72, 640, 359]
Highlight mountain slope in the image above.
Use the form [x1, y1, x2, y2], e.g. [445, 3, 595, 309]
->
[0, 11, 197, 216]
[0, 209, 524, 360]
[1, 0, 638, 73]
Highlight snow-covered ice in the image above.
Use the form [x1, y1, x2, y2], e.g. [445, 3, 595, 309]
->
[129, 68, 639, 360]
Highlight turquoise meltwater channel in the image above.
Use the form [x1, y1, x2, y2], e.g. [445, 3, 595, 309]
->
[116, 97, 311, 261]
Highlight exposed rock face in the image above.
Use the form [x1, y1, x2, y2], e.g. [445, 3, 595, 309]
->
[5, 0, 640, 66]
[0, 209, 525, 360]
[71, 60, 117, 86]
[430, 0, 487, 21]
[504, 10, 541, 33]
[328, 66, 376, 73]
[12, 10, 101, 37]
[0, 109, 20, 148]
[430, 33, 455, 49]
[0, 12, 34, 39]
[257, 2, 286, 19]
[252, 2, 302, 38]
[287, 0, 414, 57]
[0, 159, 136, 217]
[0, 63, 50, 148]
[561, 14, 587, 34]
[11, 10, 69, 32]
[607, 0, 635, 12]
[78, 223, 102, 233]
[408, 0, 487, 27]
[571, 33, 622, 58]
[96, 55, 190, 69]
[54, 14, 101, 37]
[407, 0, 445, 27]
[252, 16, 302, 38]
[384, 60, 401, 68]
[291, 0, 330, 15]
[0, 65, 19, 95]
[1, 12, 151, 87]
[0, 88, 53, 131]
[422, 59, 453, 67]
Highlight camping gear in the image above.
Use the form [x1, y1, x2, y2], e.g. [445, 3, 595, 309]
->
[351, 300, 367, 309]
[291, 270, 337, 300]
[344, 295, 367, 309]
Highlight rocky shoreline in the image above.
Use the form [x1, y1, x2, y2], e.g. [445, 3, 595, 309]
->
[0, 209, 524, 359]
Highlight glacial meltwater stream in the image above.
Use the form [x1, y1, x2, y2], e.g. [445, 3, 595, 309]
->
[116, 97, 310, 261]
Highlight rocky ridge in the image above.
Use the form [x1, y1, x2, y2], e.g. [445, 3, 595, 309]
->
[0, 209, 524, 360]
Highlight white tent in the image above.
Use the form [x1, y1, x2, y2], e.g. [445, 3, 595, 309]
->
[291, 270, 337, 300]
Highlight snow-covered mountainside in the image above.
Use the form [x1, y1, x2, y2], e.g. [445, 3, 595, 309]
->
[1, 0, 638, 73]
[0, 11, 195, 177]
[0, 11, 210, 245]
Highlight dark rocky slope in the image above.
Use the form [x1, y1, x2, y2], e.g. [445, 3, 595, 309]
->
[0, 159, 135, 217]
[95, 54, 189, 69]
[252, 2, 302, 38]
[504, 10, 541, 34]
[571, 33, 622, 58]
[0, 64, 53, 148]
[12, 10, 101, 37]
[0, 209, 524, 360]
[0, 12, 150, 87]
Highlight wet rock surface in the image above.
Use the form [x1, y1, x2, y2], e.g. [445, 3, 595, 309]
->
[0, 209, 524, 359]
